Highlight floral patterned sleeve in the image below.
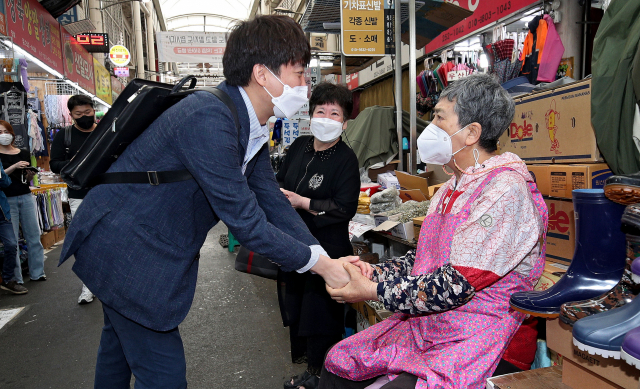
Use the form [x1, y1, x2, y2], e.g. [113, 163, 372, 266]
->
[376, 264, 475, 314]
[371, 250, 416, 283]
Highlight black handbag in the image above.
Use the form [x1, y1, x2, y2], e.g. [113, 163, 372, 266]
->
[235, 246, 279, 280]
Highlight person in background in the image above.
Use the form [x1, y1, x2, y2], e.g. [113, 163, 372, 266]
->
[0, 163, 25, 294]
[49, 95, 96, 304]
[276, 82, 361, 389]
[0, 120, 46, 284]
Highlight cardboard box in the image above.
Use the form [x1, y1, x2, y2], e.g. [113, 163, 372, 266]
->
[373, 218, 415, 242]
[351, 301, 393, 328]
[527, 165, 550, 196]
[40, 231, 55, 249]
[562, 359, 625, 389]
[428, 183, 445, 198]
[499, 79, 602, 163]
[546, 319, 640, 389]
[548, 163, 613, 199]
[395, 170, 433, 201]
[413, 216, 425, 241]
[544, 197, 575, 265]
[54, 227, 66, 243]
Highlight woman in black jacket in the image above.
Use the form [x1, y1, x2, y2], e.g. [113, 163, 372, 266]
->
[277, 82, 361, 389]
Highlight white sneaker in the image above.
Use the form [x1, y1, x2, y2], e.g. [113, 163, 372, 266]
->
[78, 284, 94, 304]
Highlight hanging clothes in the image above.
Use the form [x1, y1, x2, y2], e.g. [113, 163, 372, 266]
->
[591, 0, 640, 174]
[34, 188, 65, 233]
[537, 15, 565, 82]
[0, 82, 29, 151]
[520, 16, 548, 84]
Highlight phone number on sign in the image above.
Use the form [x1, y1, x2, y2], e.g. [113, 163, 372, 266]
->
[351, 48, 377, 52]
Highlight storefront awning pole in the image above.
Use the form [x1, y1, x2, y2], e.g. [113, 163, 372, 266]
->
[408, 0, 417, 174]
[394, 0, 403, 172]
[341, 53, 347, 83]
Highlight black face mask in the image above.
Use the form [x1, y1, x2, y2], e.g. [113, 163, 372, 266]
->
[75, 115, 95, 130]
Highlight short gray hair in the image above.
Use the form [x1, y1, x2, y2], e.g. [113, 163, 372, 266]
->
[440, 73, 515, 152]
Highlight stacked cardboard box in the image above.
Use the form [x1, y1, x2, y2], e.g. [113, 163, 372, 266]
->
[546, 319, 640, 389]
[499, 79, 614, 266]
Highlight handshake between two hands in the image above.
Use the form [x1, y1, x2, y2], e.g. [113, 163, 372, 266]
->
[319, 256, 379, 305]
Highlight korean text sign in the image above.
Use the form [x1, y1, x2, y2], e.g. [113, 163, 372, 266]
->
[5, 0, 63, 74]
[61, 26, 95, 94]
[341, 0, 386, 56]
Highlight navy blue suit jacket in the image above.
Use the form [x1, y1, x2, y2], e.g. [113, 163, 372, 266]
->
[60, 82, 320, 331]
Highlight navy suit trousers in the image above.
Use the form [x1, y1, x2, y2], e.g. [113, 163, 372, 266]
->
[95, 304, 187, 389]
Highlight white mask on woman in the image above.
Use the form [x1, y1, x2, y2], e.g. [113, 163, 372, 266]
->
[417, 122, 469, 165]
[263, 67, 308, 118]
[0, 134, 13, 146]
[310, 117, 343, 143]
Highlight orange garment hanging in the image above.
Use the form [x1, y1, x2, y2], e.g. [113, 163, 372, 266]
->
[520, 18, 548, 68]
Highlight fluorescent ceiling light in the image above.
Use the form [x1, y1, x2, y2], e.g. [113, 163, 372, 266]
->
[309, 58, 318, 67]
[10, 42, 64, 79]
[521, 15, 536, 22]
[320, 61, 333, 67]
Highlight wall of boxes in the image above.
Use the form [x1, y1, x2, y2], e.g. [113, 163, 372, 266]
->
[498, 78, 612, 266]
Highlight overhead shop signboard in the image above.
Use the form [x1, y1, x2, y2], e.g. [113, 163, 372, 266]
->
[421, 0, 539, 54]
[340, 0, 390, 56]
[5, 0, 64, 74]
[109, 45, 130, 67]
[61, 26, 95, 94]
[74, 33, 109, 53]
[93, 57, 112, 105]
[111, 76, 124, 100]
[156, 31, 225, 64]
[0, 0, 7, 36]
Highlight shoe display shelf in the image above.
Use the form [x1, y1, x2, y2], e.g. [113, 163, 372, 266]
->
[546, 318, 640, 389]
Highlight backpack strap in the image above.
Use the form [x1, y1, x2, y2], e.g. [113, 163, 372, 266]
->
[64, 125, 72, 156]
[92, 87, 240, 186]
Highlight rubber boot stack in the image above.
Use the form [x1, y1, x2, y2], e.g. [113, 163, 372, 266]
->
[510, 184, 640, 370]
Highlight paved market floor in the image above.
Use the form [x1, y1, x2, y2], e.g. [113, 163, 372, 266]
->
[0, 222, 300, 388]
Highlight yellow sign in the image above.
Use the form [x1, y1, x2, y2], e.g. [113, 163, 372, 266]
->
[340, 0, 385, 56]
[109, 45, 131, 66]
[93, 58, 113, 105]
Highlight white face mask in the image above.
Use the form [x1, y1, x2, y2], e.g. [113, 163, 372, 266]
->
[310, 117, 343, 143]
[417, 122, 469, 165]
[0, 134, 12, 146]
[263, 67, 308, 118]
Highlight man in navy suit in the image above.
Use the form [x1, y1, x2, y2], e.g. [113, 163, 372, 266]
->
[60, 15, 364, 389]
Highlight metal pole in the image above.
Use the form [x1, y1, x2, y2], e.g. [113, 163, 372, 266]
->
[394, 0, 403, 172]
[132, 1, 145, 79]
[408, 0, 417, 174]
[341, 53, 347, 84]
[146, 7, 157, 81]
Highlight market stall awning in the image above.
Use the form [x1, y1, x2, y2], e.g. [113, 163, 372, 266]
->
[300, 0, 472, 50]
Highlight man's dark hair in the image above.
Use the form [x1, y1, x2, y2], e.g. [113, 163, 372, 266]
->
[309, 82, 353, 119]
[67, 95, 94, 112]
[223, 15, 311, 86]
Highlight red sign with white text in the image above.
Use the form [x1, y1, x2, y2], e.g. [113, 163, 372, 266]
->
[61, 26, 95, 94]
[424, 0, 539, 54]
[346, 73, 359, 90]
[4, 0, 63, 74]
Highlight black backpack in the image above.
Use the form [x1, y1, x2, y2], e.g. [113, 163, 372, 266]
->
[60, 75, 240, 190]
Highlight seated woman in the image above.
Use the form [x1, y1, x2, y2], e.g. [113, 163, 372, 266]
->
[320, 73, 548, 389]
[277, 82, 362, 389]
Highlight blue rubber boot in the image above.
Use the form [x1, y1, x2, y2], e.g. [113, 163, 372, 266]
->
[573, 292, 640, 359]
[510, 189, 626, 318]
